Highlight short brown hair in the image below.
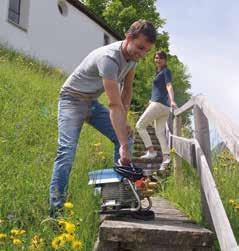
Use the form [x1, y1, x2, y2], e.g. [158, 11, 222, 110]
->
[126, 19, 157, 43]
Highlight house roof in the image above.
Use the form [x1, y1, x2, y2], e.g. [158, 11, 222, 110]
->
[66, 0, 122, 40]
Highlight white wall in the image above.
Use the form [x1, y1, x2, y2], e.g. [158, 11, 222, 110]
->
[0, 0, 118, 73]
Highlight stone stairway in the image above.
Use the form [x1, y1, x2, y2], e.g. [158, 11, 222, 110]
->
[93, 126, 214, 251]
[133, 126, 163, 170]
[94, 197, 214, 251]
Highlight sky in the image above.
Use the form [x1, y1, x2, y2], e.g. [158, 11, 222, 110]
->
[156, 0, 239, 124]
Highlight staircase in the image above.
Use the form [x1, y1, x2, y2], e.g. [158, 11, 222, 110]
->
[93, 126, 214, 251]
[94, 197, 214, 251]
[133, 126, 163, 170]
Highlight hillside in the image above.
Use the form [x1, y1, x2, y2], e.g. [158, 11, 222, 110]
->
[0, 45, 114, 250]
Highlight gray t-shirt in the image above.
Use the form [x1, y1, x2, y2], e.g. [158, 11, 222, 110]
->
[61, 41, 136, 100]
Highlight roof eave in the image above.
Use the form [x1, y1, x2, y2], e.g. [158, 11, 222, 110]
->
[66, 0, 122, 40]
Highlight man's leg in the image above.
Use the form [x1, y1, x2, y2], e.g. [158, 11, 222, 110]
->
[49, 96, 90, 211]
[88, 100, 133, 162]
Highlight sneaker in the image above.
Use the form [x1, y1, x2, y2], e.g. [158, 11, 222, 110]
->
[158, 155, 171, 171]
[140, 151, 157, 159]
[158, 163, 167, 171]
[162, 154, 171, 165]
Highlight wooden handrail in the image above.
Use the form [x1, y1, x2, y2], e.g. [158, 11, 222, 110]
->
[194, 140, 239, 251]
[174, 96, 196, 116]
[170, 135, 196, 167]
[168, 94, 239, 251]
[174, 94, 239, 161]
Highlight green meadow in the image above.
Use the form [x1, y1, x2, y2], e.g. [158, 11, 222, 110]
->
[0, 46, 114, 250]
[160, 151, 239, 250]
[1, 46, 239, 250]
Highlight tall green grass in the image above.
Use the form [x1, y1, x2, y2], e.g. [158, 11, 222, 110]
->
[0, 46, 115, 250]
[161, 150, 239, 250]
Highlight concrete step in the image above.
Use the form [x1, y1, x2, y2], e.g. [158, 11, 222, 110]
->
[132, 156, 162, 164]
[133, 162, 161, 170]
[134, 134, 160, 141]
[134, 138, 160, 145]
[133, 151, 162, 158]
[94, 197, 214, 251]
[135, 130, 156, 136]
[134, 144, 162, 151]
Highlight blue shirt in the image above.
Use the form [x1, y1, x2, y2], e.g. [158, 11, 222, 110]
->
[150, 67, 172, 107]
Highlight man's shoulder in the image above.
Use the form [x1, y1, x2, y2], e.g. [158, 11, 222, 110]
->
[102, 41, 122, 58]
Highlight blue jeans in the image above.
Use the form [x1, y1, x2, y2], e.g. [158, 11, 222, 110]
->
[49, 95, 133, 208]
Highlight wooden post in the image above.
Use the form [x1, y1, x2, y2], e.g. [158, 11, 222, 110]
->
[167, 110, 174, 149]
[173, 116, 183, 183]
[167, 110, 174, 134]
[194, 105, 214, 230]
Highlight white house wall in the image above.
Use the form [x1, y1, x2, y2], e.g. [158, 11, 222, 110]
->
[0, 0, 118, 73]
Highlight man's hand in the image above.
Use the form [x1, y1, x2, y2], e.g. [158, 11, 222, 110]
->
[170, 100, 178, 109]
[119, 144, 131, 166]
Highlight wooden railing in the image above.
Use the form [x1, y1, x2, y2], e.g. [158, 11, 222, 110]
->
[168, 94, 239, 251]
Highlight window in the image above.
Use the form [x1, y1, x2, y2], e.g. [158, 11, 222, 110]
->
[8, 0, 21, 24]
[104, 33, 110, 45]
[57, 0, 68, 16]
[8, 0, 30, 31]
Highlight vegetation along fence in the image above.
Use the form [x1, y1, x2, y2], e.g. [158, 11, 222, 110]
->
[167, 94, 239, 251]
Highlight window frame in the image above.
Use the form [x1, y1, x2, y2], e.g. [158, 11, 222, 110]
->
[7, 0, 30, 32]
[8, 0, 21, 25]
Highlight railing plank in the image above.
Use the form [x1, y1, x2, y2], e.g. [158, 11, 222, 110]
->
[195, 140, 239, 251]
[174, 97, 195, 116]
[173, 116, 182, 182]
[194, 95, 239, 162]
[171, 135, 195, 167]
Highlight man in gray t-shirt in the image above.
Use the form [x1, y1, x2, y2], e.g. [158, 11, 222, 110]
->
[49, 20, 156, 215]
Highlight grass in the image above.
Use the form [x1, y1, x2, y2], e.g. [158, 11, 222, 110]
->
[2, 44, 239, 251]
[0, 45, 115, 250]
[160, 150, 239, 250]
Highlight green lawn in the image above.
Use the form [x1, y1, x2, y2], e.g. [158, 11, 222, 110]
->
[0, 46, 114, 250]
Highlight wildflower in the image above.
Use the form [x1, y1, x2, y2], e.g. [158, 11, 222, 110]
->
[64, 202, 74, 209]
[58, 219, 66, 226]
[61, 233, 75, 242]
[11, 229, 26, 236]
[229, 199, 235, 205]
[65, 222, 76, 234]
[13, 238, 22, 245]
[170, 148, 176, 154]
[234, 204, 239, 209]
[72, 240, 83, 250]
[52, 236, 65, 249]
[0, 233, 7, 239]
[69, 210, 74, 217]
[29, 235, 44, 249]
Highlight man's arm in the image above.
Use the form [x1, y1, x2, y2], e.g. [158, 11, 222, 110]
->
[121, 69, 135, 113]
[166, 83, 177, 108]
[103, 79, 130, 164]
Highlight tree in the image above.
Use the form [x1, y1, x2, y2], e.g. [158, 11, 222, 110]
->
[82, 0, 191, 114]
[82, 0, 164, 36]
